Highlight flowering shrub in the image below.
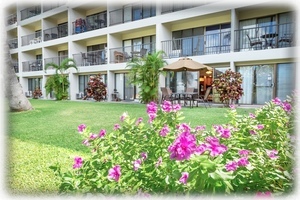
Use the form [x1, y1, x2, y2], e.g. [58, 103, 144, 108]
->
[50, 97, 295, 197]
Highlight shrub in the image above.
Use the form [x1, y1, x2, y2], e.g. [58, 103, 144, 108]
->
[50, 97, 295, 197]
[83, 73, 107, 101]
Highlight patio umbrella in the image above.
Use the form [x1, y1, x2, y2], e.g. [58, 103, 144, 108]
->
[161, 57, 213, 72]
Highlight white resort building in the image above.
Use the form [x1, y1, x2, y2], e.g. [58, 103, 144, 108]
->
[4, 0, 297, 104]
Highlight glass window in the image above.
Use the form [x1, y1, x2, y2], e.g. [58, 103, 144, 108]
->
[276, 63, 295, 100]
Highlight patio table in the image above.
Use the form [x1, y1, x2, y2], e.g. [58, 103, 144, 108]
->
[260, 33, 278, 48]
[173, 92, 198, 108]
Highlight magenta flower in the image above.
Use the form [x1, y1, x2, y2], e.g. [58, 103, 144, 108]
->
[237, 157, 249, 167]
[155, 157, 162, 168]
[89, 133, 97, 140]
[73, 156, 83, 169]
[135, 117, 143, 125]
[147, 102, 158, 123]
[141, 152, 148, 161]
[172, 103, 181, 112]
[249, 130, 257, 135]
[195, 125, 206, 131]
[99, 129, 106, 138]
[257, 124, 264, 130]
[159, 124, 170, 137]
[168, 132, 197, 161]
[239, 149, 250, 157]
[220, 128, 231, 138]
[120, 112, 128, 122]
[161, 100, 173, 112]
[77, 124, 86, 133]
[82, 139, 90, 146]
[108, 165, 121, 182]
[249, 113, 256, 119]
[177, 123, 191, 133]
[282, 101, 292, 112]
[195, 143, 207, 155]
[225, 161, 238, 171]
[133, 159, 142, 171]
[114, 124, 120, 130]
[272, 97, 281, 105]
[229, 104, 236, 109]
[205, 136, 227, 157]
[256, 191, 272, 197]
[179, 172, 189, 185]
[266, 149, 279, 159]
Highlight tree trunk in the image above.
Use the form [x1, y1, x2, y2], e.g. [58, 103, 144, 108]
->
[4, 44, 33, 112]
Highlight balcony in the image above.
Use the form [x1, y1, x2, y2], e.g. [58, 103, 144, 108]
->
[7, 13, 17, 26]
[161, 32, 231, 59]
[73, 49, 107, 66]
[44, 55, 68, 70]
[8, 38, 18, 49]
[161, 3, 202, 14]
[21, 31, 42, 46]
[109, 3, 156, 26]
[109, 42, 156, 63]
[12, 61, 19, 73]
[43, 1, 66, 12]
[72, 12, 107, 34]
[22, 60, 43, 72]
[20, 5, 41, 20]
[44, 24, 68, 41]
[234, 23, 294, 51]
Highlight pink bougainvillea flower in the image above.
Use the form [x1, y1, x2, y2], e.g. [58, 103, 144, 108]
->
[209, 143, 227, 157]
[195, 125, 206, 132]
[114, 124, 120, 130]
[239, 149, 251, 157]
[225, 161, 238, 171]
[257, 124, 264, 130]
[249, 130, 257, 135]
[229, 104, 236, 109]
[82, 139, 90, 146]
[195, 143, 207, 155]
[179, 172, 189, 185]
[220, 128, 231, 138]
[133, 159, 142, 171]
[141, 152, 148, 161]
[249, 113, 256, 119]
[161, 100, 173, 112]
[272, 97, 281, 105]
[168, 132, 197, 161]
[73, 156, 83, 169]
[89, 133, 98, 140]
[108, 165, 121, 182]
[135, 117, 143, 126]
[159, 124, 170, 137]
[256, 191, 272, 198]
[282, 101, 292, 113]
[172, 103, 181, 112]
[120, 112, 128, 122]
[177, 123, 191, 133]
[147, 102, 158, 123]
[77, 124, 86, 133]
[237, 157, 249, 167]
[266, 149, 279, 159]
[99, 129, 106, 138]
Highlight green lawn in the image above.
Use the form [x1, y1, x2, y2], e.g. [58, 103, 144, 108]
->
[7, 99, 255, 195]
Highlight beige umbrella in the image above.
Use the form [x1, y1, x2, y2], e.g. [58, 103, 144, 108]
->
[161, 57, 213, 72]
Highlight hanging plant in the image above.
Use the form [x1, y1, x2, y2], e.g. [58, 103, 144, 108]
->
[212, 69, 244, 106]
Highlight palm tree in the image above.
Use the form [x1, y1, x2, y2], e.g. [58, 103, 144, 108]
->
[44, 58, 77, 100]
[126, 50, 167, 104]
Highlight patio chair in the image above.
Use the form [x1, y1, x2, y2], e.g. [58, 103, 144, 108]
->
[278, 33, 293, 47]
[246, 34, 263, 50]
[183, 87, 195, 107]
[193, 87, 212, 108]
[161, 87, 178, 104]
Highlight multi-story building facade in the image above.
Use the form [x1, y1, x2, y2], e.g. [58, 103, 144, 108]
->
[5, 0, 297, 104]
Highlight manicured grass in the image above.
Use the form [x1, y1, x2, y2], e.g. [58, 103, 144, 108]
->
[7, 99, 255, 195]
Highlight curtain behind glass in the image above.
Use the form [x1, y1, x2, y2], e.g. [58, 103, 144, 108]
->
[276, 63, 295, 100]
[239, 19, 256, 51]
[237, 66, 254, 104]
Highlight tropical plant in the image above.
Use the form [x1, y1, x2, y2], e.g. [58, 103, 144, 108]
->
[83, 73, 107, 101]
[212, 69, 244, 106]
[50, 96, 294, 197]
[126, 50, 167, 104]
[44, 58, 77, 100]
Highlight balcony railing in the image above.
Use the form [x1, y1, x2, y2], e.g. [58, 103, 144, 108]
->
[20, 5, 41, 20]
[12, 61, 19, 73]
[43, 1, 66, 12]
[73, 49, 107, 66]
[161, 32, 231, 59]
[161, 3, 200, 14]
[109, 42, 156, 63]
[234, 22, 294, 51]
[8, 38, 18, 49]
[44, 55, 68, 70]
[72, 13, 107, 34]
[21, 31, 42, 46]
[109, 3, 156, 26]
[44, 24, 68, 41]
[7, 13, 17, 25]
[22, 59, 43, 72]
